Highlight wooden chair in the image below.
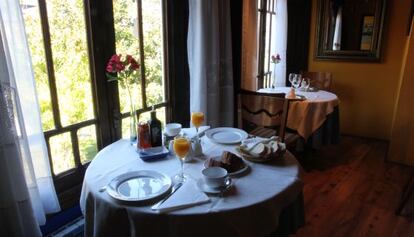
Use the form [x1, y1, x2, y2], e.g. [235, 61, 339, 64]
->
[237, 89, 291, 142]
[301, 71, 333, 91]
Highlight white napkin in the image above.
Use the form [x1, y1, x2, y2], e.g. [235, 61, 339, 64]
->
[152, 179, 210, 213]
[286, 88, 296, 99]
[182, 126, 210, 139]
[241, 136, 277, 150]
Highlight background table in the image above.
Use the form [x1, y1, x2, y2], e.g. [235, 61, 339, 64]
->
[259, 87, 340, 149]
[80, 134, 304, 237]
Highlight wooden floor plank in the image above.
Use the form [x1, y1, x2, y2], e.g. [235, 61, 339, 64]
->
[292, 136, 414, 237]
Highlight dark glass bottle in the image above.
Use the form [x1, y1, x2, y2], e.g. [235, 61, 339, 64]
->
[149, 106, 162, 147]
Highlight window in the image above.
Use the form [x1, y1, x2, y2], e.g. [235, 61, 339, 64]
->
[20, 0, 170, 208]
[112, 0, 168, 137]
[256, 0, 287, 89]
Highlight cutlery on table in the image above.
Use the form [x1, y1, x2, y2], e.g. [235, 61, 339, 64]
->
[151, 182, 183, 210]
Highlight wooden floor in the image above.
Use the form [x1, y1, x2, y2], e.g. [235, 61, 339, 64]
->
[292, 136, 414, 237]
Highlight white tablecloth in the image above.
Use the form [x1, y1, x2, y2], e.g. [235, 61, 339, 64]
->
[80, 130, 304, 237]
[258, 87, 339, 139]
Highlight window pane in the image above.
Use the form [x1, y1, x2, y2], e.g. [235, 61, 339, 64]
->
[112, 0, 142, 113]
[50, 132, 75, 174]
[78, 125, 98, 164]
[121, 117, 137, 140]
[142, 0, 165, 106]
[21, 1, 54, 131]
[139, 107, 166, 128]
[47, 0, 94, 126]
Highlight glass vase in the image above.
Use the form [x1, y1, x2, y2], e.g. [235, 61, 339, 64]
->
[129, 103, 137, 143]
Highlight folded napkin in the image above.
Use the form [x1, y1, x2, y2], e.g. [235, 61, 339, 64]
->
[241, 136, 277, 150]
[152, 179, 210, 213]
[286, 88, 296, 99]
[182, 126, 210, 139]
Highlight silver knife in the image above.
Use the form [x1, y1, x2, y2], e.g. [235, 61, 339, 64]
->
[192, 128, 210, 141]
[151, 182, 183, 210]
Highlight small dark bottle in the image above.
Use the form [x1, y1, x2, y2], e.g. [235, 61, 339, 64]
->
[149, 106, 162, 147]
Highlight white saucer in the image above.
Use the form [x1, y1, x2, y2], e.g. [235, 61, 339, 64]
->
[196, 178, 232, 194]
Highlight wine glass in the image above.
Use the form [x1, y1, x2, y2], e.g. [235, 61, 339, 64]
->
[191, 112, 205, 135]
[296, 74, 302, 88]
[173, 135, 191, 182]
[302, 77, 310, 91]
[292, 75, 300, 90]
[288, 73, 296, 87]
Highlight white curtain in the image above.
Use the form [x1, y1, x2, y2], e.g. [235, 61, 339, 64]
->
[333, 7, 342, 51]
[271, 0, 288, 88]
[0, 0, 60, 234]
[188, 0, 234, 128]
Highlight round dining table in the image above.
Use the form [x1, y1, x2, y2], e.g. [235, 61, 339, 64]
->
[258, 87, 340, 149]
[80, 128, 304, 237]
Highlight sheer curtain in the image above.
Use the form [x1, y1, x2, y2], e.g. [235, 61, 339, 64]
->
[271, 0, 288, 87]
[187, 0, 234, 127]
[0, 0, 60, 234]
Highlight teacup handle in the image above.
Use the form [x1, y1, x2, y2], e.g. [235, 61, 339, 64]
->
[224, 176, 232, 187]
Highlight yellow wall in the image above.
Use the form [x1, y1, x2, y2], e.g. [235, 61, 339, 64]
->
[388, 19, 414, 166]
[308, 0, 412, 140]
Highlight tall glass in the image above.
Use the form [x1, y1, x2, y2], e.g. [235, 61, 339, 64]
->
[173, 135, 191, 182]
[191, 112, 205, 135]
[288, 73, 295, 87]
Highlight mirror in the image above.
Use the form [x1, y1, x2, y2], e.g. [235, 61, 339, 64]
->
[315, 0, 386, 61]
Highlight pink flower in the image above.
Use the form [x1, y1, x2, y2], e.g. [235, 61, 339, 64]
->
[126, 54, 140, 71]
[106, 64, 113, 72]
[106, 54, 125, 73]
[271, 54, 281, 64]
[105, 54, 140, 85]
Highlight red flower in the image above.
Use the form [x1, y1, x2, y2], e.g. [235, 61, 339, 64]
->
[271, 54, 281, 64]
[126, 54, 140, 71]
[106, 64, 113, 72]
[106, 54, 126, 73]
[105, 54, 140, 86]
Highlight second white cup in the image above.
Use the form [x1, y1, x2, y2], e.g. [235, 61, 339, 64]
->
[202, 167, 229, 188]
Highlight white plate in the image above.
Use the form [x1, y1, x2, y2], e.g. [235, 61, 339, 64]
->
[203, 156, 249, 176]
[106, 170, 172, 202]
[205, 127, 248, 144]
[196, 178, 232, 194]
[298, 87, 318, 92]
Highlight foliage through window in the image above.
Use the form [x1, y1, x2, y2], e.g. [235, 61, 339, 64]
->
[257, 0, 277, 88]
[20, 0, 169, 206]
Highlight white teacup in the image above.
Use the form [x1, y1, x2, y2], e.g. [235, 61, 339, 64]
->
[165, 123, 182, 137]
[202, 167, 229, 188]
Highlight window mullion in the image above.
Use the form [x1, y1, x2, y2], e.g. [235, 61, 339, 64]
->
[37, 0, 62, 129]
[266, 1, 274, 88]
[257, 0, 268, 89]
[70, 130, 82, 169]
[136, 0, 147, 109]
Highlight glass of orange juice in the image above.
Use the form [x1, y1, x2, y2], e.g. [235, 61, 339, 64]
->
[173, 135, 191, 182]
[191, 112, 205, 135]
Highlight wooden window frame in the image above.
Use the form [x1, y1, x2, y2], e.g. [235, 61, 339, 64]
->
[32, 0, 171, 209]
[257, 0, 276, 89]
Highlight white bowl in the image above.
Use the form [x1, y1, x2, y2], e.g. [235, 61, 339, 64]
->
[165, 123, 182, 137]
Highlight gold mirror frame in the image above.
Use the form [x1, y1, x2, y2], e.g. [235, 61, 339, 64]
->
[315, 0, 387, 62]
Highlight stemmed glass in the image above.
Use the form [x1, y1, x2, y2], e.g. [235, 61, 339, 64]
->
[301, 77, 310, 91]
[173, 135, 191, 182]
[288, 73, 295, 87]
[292, 74, 302, 90]
[191, 112, 205, 137]
[291, 76, 299, 90]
